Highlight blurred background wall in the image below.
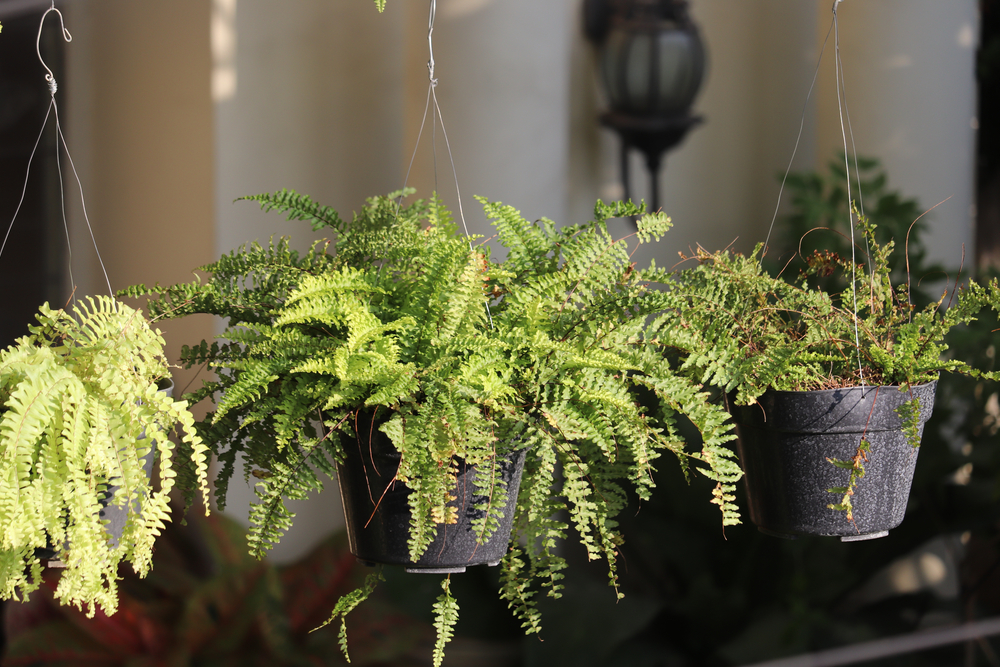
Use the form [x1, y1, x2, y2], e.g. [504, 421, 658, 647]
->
[1, 0, 971, 561]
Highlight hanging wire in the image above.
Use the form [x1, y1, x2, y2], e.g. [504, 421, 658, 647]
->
[834, 23, 875, 288]
[0, 3, 113, 300]
[397, 0, 460, 221]
[761, 0, 866, 391]
[393, 0, 493, 328]
[831, 0, 866, 391]
[761, 18, 835, 258]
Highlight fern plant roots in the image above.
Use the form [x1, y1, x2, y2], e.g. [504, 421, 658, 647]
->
[726, 381, 936, 540]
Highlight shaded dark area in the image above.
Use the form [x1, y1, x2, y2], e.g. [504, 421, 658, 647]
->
[2, 510, 439, 666]
[0, 10, 65, 348]
[978, 0, 1000, 268]
[0, 8, 67, 660]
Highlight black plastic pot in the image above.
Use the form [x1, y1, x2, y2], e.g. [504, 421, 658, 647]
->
[337, 420, 526, 573]
[726, 381, 936, 541]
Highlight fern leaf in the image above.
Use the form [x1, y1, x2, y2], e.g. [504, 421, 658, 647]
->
[313, 569, 384, 662]
[432, 577, 460, 667]
[240, 189, 346, 233]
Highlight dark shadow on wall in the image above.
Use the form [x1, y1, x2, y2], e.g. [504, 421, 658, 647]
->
[0, 8, 67, 657]
[978, 0, 1000, 269]
[0, 9, 66, 349]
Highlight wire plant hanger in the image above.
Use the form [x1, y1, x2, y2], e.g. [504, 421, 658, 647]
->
[389, 0, 495, 328]
[761, 0, 871, 393]
[0, 2, 112, 303]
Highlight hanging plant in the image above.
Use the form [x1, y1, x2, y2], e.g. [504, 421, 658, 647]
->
[126, 190, 743, 665]
[0, 295, 211, 616]
[662, 212, 1000, 538]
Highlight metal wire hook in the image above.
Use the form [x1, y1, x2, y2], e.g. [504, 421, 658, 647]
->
[36, 3, 72, 96]
[427, 0, 437, 86]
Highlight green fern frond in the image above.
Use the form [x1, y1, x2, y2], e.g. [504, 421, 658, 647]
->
[432, 577, 460, 667]
[593, 198, 645, 222]
[314, 569, 384, 662]
[240, 189, 346, 233]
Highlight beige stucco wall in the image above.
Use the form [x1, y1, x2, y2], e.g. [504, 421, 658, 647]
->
[815, 0, 978, 269]
[64, 0, 215, 403]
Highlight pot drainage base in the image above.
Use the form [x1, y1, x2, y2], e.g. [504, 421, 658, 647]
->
[405, 566, 467, 574]
[841, 530, 889, 542]
[757, 528, 891, 541]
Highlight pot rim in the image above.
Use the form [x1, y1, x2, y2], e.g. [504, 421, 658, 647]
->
[727, 379, 938, 434]
[749, 378, 938, 401]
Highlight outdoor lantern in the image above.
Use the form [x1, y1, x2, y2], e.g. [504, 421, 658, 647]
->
[586, 0, 706, 213]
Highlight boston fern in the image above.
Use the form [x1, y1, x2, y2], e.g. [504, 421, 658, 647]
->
[126, 189, 742, 664]
[664, 213, 1000, 439]
[0, 296, 210, 616]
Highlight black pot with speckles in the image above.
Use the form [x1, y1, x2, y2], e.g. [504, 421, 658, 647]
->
[726, 381, 936, 542]
[337, 414, 526, 574]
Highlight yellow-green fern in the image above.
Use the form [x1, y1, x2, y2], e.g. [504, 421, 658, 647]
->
[0, 296, 210, 616]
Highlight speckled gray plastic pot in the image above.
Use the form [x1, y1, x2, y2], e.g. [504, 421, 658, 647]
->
[337, 418, 526, 573]
[726, 381, 936, 541]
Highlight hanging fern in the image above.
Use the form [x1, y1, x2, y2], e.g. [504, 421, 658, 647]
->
[128, 191, 743, 664]
[0, 296, 210, 616]
[660, 208, 1000, 530]
[664, 213, 1000, 419]
[314, 569, 383, 662]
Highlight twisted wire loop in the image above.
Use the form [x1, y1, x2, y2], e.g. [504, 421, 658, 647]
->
[37, 3, 72, 97]
[387, 0, 492, 327]
[427, 0, 438, 88]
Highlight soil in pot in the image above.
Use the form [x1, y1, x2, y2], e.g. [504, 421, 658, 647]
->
[726, 381, 937, 541]
[337, 416, 526, 573]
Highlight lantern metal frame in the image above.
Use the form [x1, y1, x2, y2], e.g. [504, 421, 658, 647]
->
[587, 0, 705, 214]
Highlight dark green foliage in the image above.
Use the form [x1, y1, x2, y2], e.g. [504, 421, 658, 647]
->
[128, 190, 742, 663]
[666, 213, 1000, 433]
